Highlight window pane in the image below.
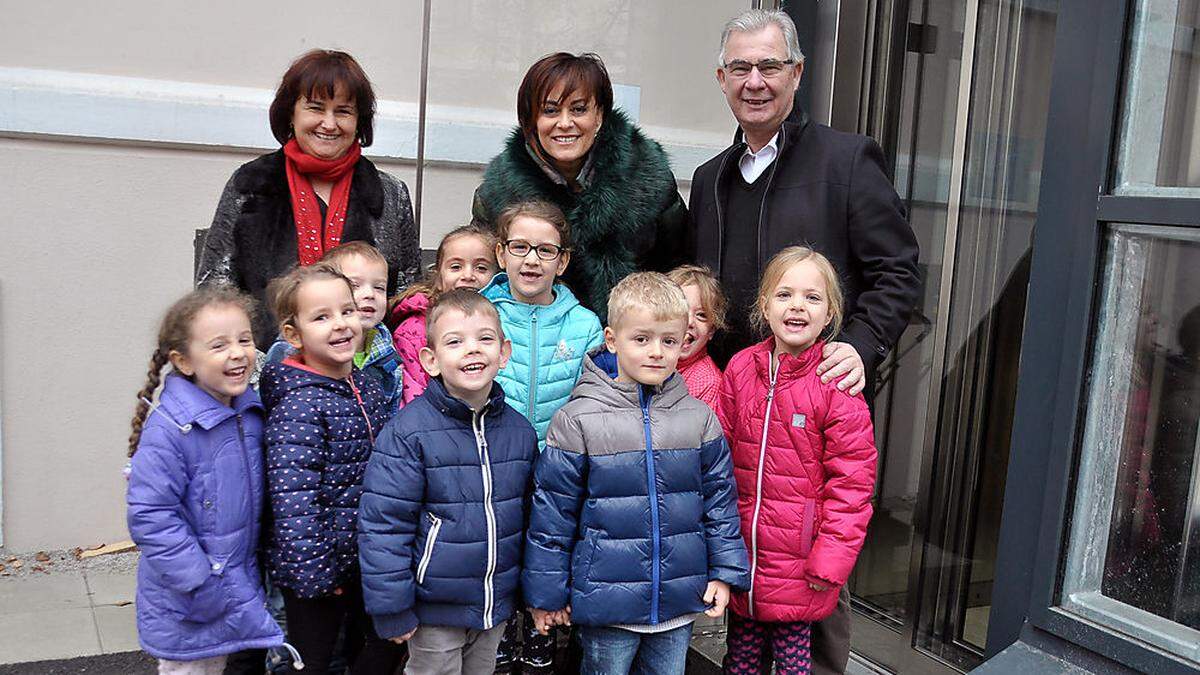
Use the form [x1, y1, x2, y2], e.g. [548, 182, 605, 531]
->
[1062, 224, 1200, 662]
[1115, 0, 1200, 195]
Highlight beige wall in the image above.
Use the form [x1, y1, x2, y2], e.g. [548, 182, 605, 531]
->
[0, 137, 426, 550]
[0, 2, 425, 99]
[0, 1, 741, 550]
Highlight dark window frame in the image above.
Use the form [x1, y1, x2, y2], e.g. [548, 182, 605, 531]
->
[989, 0, 1200, 673]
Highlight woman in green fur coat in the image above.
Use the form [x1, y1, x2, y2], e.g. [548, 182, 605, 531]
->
[472, 52, 690, 322]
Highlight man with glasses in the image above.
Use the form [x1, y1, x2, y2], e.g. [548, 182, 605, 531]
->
[689, 8, 920, 675]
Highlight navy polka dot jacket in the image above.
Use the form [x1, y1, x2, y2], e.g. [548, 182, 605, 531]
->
[260, 358, 394, 598]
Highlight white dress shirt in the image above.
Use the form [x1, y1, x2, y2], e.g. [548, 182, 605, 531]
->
[738, 132, 780, 184]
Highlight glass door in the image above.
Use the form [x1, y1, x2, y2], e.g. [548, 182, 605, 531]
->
[839, 0, 1059, 671]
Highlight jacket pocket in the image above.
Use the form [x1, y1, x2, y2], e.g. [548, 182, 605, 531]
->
[799, 498, 817, 558]
[416, 513, 443, 585]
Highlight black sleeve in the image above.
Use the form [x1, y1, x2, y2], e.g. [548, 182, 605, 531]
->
[839, 136, 921, 378]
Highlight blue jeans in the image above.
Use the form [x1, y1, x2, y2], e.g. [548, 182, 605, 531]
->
[577, 623, 694, 675]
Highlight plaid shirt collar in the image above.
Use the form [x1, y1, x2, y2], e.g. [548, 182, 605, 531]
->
[358, 324, 395, 368]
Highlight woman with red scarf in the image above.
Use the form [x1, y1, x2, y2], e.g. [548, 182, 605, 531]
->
[197, 49, 419, 348]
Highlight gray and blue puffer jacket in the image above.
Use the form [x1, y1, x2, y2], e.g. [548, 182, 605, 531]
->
[524, 350, 750, 627]
[358, 377, 537, 638]
[480, 274, 603, 449]
[260, 358, 394, 598]
[127, 374, 283, 661]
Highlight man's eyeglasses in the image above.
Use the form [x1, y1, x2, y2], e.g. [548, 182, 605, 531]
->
[722, 58, 796, 79]
[503, 239, 566, 261]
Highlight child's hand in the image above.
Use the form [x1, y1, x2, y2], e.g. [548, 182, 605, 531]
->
[808, 581, 829, 592]
[529, 608, 556, 636]
[332, 587, 344, 596]
[388, 628, 417, 644]
[703, 580, 731, 618]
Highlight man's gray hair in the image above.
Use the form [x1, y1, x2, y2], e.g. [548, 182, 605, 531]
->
[718, 9, 806, 67]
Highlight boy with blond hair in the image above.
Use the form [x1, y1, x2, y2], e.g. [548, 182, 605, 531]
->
[523, 272, 749, 674]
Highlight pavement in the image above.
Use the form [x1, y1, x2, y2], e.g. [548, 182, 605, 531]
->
[0, 549, 144, 672]
[0, 548, 885, 674]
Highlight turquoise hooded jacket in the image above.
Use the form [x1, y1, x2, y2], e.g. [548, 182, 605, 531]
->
[481, 274, 603, 448]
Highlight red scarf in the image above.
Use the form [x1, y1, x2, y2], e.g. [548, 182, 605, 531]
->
[283, 138, 362, 265]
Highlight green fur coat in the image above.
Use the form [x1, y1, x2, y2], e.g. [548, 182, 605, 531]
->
[472, 110, 690, 321]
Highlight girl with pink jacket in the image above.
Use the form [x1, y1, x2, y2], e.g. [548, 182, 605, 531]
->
[717, 246, 878, 675]
[388, 224, 497, 406]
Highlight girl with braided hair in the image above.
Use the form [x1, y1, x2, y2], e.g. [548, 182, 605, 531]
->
[126, 287, 289, 674]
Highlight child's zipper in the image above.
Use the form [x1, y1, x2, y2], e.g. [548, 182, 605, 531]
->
[346, 373, 375, 442]
[748, 356, 780, 614]
[472, 407, 499, 629]
[416, 513, 443, 585]
[640, 387, 662, 624]
[528, 310, 539, 424]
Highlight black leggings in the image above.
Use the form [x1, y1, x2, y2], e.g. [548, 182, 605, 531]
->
[280, 580, 404, 675]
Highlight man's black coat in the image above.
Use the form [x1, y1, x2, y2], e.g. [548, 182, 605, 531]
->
[688, 105, 921, 378]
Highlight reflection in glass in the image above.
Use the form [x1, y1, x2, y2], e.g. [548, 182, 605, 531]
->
[1116, 0, 1200, 193]
[1096, 230, 1200, 629]
[1064, 225, 1200, 661]
[849, 1, 1057, 671]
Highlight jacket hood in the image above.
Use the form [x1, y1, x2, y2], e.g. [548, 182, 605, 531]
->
[389, 291, 430, 324]
[259, 358, 357, 409]
[157, 373, 262, 431]
[570, 347, 688, 410]
[421, 375, 509, 421]
[481, 273, 583, 323]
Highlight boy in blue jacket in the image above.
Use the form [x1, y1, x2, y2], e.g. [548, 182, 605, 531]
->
[524, 272, 750, 675]
[359, 289, 537, 675]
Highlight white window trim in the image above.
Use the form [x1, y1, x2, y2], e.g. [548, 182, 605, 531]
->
[1061, 223, 1200, 666]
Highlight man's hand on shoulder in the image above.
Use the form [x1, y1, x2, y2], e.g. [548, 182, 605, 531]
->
[817, 342, 865, 396]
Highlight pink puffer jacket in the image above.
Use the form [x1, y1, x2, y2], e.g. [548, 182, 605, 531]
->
[717, 338, 877, 623]
[390, 292, 431, 407]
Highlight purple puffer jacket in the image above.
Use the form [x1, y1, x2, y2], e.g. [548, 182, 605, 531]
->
[127, 374, 283, 661]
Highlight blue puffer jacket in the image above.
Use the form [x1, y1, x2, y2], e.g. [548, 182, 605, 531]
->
[524, 351, 750, 627]
[127, 374, 283, 660]
[259, 358, 393, 598]
[480, 274, 603, 447]
[359, 378, 537, 638]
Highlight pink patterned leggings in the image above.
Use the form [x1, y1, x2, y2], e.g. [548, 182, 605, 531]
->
[722, 613, 812, 675]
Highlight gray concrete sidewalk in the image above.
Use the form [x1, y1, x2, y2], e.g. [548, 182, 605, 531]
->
[0, 549, 140, 666]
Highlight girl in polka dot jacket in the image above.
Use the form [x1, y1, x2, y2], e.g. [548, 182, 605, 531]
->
[258, 263, 405, 674]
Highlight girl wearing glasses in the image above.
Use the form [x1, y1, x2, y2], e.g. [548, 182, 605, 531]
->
[480, 200, 603, 674]
[473, 52, 689, 323]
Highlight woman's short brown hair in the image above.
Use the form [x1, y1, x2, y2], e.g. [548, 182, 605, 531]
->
[269, 49, 377, 147]
[516, 52, 614, 144]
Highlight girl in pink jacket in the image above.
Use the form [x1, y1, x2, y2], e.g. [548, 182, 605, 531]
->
[717, 246, 878, 675]
[667, 264, 727, 411]
[388, 224, 497, 406]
